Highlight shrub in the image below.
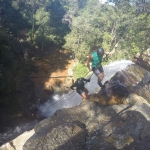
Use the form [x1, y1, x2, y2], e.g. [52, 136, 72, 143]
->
[73, 63, 88, 80]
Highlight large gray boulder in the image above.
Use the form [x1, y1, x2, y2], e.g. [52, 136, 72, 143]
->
[23, 93, 150, 150]
[22, 63, 150, 150]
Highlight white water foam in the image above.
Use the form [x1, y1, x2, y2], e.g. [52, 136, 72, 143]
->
[37, 91, 82, 118]
[103, 60, 134, 83]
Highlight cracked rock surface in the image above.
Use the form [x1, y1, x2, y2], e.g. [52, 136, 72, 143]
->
[23, 93, 150, 150]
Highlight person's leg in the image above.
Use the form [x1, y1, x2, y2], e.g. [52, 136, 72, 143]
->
[76, 88, 87, 99]
[81, 90, 88, 102]
[95, 74, 104, 87]
[84, 87, 89, 95]
[97, 66, 104, 81]
[98, 72, 104, 82]
[81, 92, 87, 99]
[92, 66, 104, 87]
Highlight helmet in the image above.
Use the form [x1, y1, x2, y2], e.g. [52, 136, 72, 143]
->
[77, 78, 84, 88]
[97, 48, 104, 56]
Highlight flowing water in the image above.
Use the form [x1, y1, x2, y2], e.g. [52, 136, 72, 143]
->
[37, 60, 134, 118]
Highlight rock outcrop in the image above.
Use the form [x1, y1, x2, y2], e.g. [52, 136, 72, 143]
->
[22, 63, 150, 150]
[23, 93, 150, 150]
[0, 130, 35, 150]
[88, 64, 150, 106]
[133, 49, 150, 72]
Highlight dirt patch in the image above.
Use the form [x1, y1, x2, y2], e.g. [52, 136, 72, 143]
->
[30, 50, 74, 103]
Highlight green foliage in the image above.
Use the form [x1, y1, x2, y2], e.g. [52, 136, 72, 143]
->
[73, 63, 88, 80]
[64, 1, 128, 61]
[35, 8, 50, 27]
[63, 0, 150, 62]
[60, 0, 88, 15]
[10, 0, 70, 49]
[102, 32, 113, 51]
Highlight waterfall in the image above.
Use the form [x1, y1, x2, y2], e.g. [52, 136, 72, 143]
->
[37, 60, 134, 118]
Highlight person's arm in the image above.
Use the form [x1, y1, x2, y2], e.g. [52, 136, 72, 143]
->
[70, 81, 77, 90]
[87, 54, 92, 72]
[104, 51, 109, 55]
[82, 78, 90, 82]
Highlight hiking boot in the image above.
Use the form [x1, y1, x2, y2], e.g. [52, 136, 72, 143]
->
[98, 81, 103, 87]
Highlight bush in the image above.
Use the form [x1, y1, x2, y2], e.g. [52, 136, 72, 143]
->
[73, 63, 88, 80]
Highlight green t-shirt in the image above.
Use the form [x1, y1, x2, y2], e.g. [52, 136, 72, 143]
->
[91, 51, 102, 68]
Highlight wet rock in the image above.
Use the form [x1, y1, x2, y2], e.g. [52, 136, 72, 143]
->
[89, 64, 150, 106]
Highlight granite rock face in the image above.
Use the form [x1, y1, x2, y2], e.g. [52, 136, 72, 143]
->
[133, 49, 150, 72]
[1, 63, 150, 150]
[89, 64, 150, 106]
[24, 122, 87, 150]
[23, 93, 150, 150]
[0, 130, 35, 150]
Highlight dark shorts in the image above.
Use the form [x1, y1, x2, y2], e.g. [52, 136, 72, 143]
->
[92, 66, 104, 76]
[76, 88, 84, 95]
[76, 87, 88, 95]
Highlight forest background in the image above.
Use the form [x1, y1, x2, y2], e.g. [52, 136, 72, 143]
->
[0, 0, 150, 116]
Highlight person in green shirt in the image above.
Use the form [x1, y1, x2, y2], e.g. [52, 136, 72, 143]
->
[87, 48, 109, 87]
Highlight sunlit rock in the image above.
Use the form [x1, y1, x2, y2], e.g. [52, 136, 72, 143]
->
[107, 134, 134, 149]
[0, 130, 34, 150]
[133, 50, 150, 72]
[23, 92, 150, 150]
[64, 77, 74, 88]
[43, 85, 54, 95]
[88, 64, 150, 106]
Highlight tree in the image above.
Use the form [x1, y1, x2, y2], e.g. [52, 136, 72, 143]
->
[63, 0, 129, 61]
[34, 7, 50, 50]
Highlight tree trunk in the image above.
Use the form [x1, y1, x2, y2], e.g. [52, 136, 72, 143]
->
[31, 8, 35, 42]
